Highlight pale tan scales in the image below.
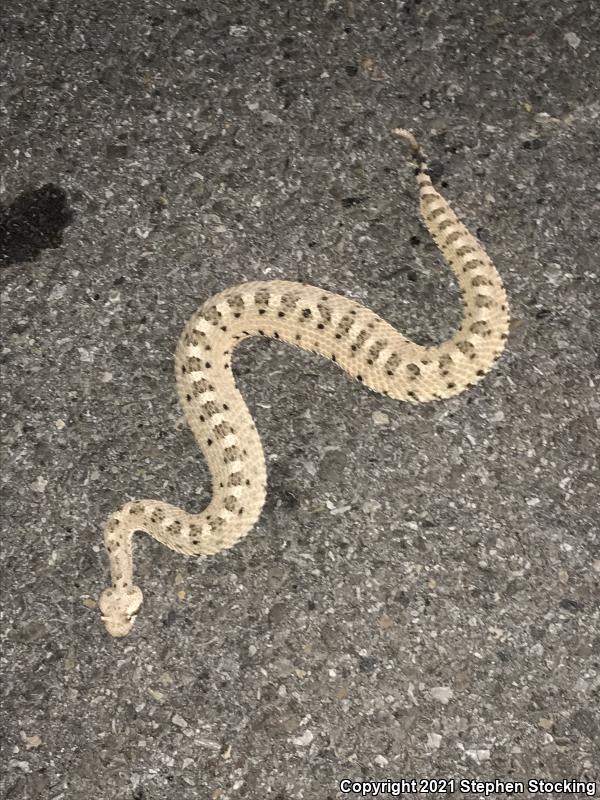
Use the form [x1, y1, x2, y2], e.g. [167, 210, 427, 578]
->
[99, 130, 510, 636]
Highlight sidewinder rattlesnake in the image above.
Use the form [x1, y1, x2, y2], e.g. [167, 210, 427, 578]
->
[99, 129, 510, 636]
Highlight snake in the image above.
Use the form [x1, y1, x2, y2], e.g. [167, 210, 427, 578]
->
[98, 129, 510, 636]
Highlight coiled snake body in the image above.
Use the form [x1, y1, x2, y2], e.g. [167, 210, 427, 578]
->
[99, 130, 510, 636]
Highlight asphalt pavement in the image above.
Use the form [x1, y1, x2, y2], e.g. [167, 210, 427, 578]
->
[1, 1, 598, 798]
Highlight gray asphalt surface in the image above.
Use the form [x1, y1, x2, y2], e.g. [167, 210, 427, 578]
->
[1, 1, 598, 798]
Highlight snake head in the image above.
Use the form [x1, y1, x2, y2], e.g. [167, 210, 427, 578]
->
[99, 585, 143, 637]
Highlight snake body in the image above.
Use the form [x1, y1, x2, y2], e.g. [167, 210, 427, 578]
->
[99, 130, 509, 636]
